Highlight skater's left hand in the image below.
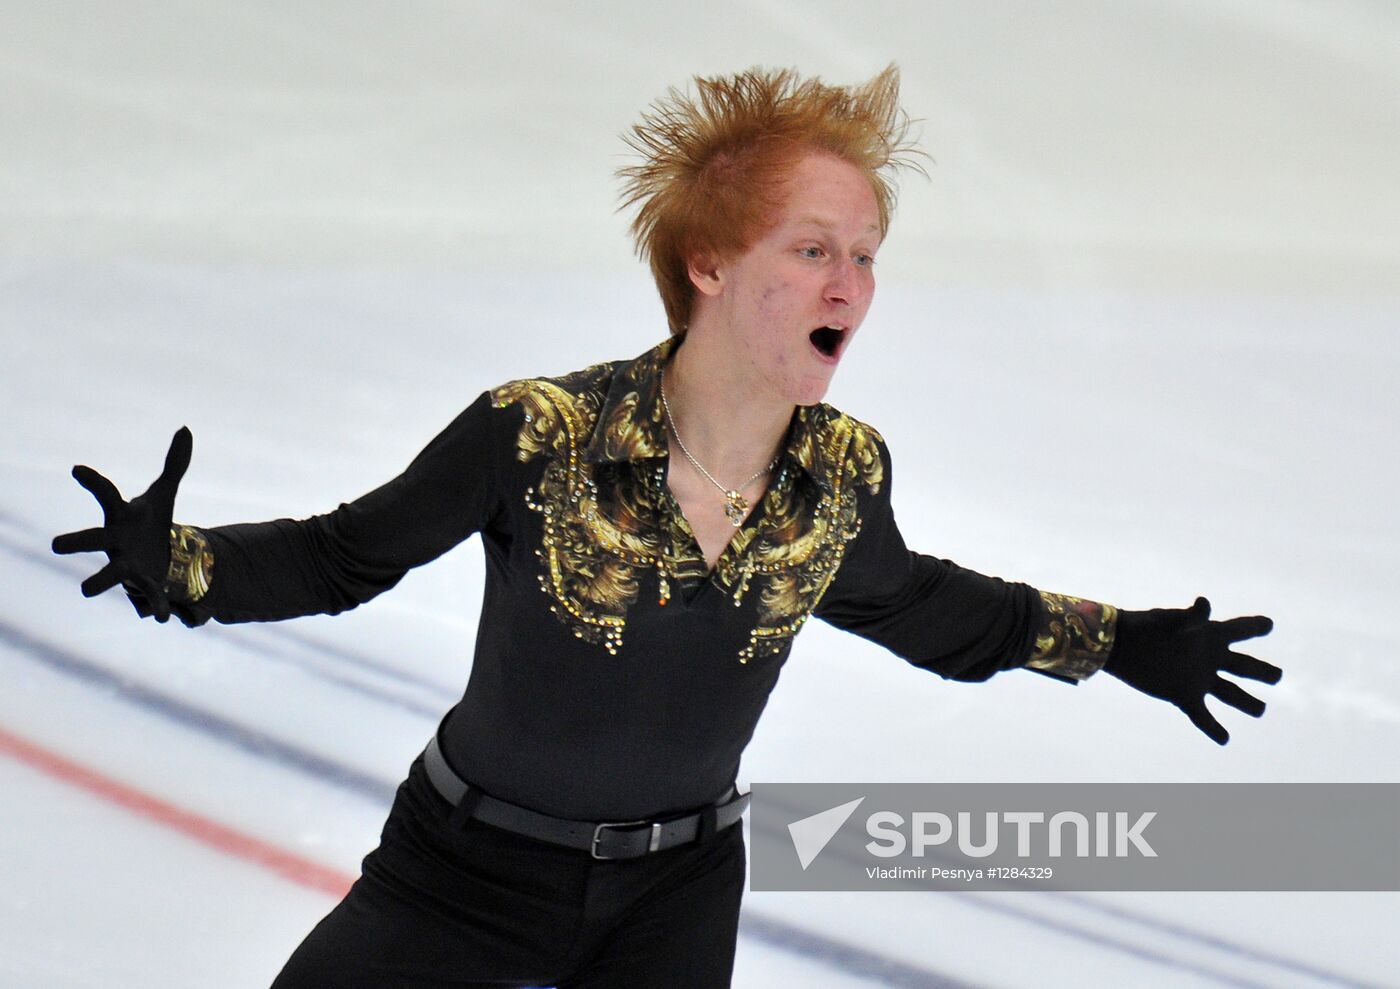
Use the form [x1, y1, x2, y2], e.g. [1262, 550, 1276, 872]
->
[1106, 597, 1280, 744]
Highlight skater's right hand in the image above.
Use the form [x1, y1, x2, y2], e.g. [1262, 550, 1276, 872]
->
[52, 427, 193, 623]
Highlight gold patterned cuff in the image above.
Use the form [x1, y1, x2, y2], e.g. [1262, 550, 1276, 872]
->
[1025, 591, 1117, 681]
[165, 525, 214, 604]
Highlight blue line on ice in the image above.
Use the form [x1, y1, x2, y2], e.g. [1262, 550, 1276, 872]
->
[0, 615, 399, 805]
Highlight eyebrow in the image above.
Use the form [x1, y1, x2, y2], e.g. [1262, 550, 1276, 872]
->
[793, 216, 882, 236]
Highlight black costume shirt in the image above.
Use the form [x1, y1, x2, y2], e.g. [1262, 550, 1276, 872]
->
[165, 335, 1115, 820]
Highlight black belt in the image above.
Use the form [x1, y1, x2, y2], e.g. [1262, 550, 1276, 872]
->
[423, 734, 750, 861]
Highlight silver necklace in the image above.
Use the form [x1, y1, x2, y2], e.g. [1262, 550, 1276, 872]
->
[659, 370, 779, 526]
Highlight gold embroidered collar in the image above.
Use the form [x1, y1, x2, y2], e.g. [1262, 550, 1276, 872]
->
[579, 334, 835, 496]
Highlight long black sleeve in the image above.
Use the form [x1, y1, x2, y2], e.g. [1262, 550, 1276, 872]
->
[813, 436, 1041, 681]
[171, 390, 508, 626]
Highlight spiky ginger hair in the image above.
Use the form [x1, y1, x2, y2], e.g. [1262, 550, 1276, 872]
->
[618, 64, 923, 336]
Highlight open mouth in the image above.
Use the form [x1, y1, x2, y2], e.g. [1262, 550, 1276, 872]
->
[809, 325, 846, 359]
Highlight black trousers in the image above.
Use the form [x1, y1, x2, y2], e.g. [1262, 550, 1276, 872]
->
[270, 755, 747, 988]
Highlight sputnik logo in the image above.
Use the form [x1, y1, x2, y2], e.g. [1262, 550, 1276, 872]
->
[787, 797, 865, 870]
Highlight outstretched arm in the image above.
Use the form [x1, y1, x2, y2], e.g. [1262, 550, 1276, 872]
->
[815, 435, 1282, 743]
[53, 390, 511, 626]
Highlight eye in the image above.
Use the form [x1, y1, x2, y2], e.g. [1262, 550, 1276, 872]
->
[854, 253, 876, 268]
[798, 245, 825, 260]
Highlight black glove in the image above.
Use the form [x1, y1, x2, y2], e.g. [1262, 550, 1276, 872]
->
[52, 427, 193, 623]
[1106, 596, 1280, 745]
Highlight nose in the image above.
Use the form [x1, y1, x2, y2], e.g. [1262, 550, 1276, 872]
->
[824, 257, 868, 307]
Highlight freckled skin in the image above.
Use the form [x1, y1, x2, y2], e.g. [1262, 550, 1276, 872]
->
[695, 152, 882, 409]
[662, 151, 884, 565]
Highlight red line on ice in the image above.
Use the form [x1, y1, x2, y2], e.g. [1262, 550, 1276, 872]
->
[0, 725, 354, 899]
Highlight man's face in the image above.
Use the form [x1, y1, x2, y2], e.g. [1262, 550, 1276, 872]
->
[698, 152, 882, 407]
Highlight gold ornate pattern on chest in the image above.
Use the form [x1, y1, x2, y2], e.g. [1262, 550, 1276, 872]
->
[718, 413, 884, 662]
[491, 373, 885, 662]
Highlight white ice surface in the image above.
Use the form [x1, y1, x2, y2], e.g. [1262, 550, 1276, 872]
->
[3, 3, 1398, 987]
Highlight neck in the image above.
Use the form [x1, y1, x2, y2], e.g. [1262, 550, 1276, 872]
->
[663, 332, 793, 484]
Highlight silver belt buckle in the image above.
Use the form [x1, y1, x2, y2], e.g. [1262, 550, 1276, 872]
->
[590, 819, 662, 860]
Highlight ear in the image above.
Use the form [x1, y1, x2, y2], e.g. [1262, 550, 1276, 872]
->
[685, 252, 725, 298]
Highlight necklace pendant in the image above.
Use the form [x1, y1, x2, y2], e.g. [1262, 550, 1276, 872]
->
[724, 491, 747, 526]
